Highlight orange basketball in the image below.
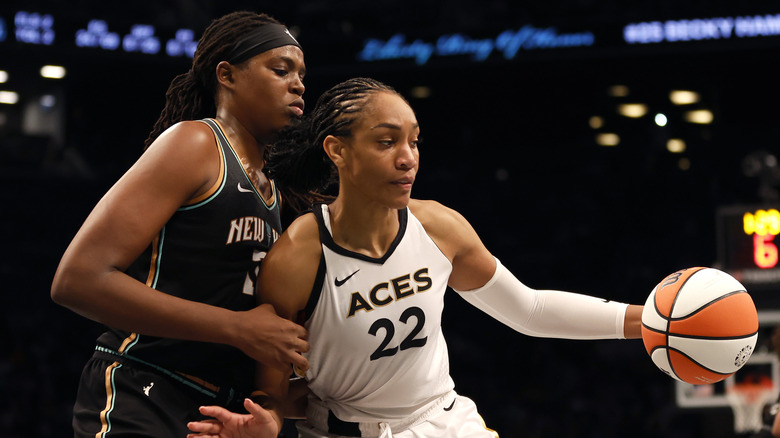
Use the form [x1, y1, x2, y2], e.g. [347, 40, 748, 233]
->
[641, 267, 758, 385]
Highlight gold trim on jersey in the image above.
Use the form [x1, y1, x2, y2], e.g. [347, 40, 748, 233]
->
[176, 371, 221, 392]
[480, 415, 500, 437]
[265, 178, 277, 207]
[96, 361, 121, 438]
[183, 121, 226, 206]
[144, 234, 160, 287]
[212, 118, 278, 208]
[117, 333, 138, 354]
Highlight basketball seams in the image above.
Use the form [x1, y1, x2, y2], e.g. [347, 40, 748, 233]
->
[651, 267, 705, 322]
[666, 290, 749, 322]
[648, 344, 731, 382]
[655, 268, 704, 377]
[641, 324, 665, 335]
[642, 266, 758, 385]
[665, 331, 758, 341]
[639, 324, 756, 341]
[665, 267, 706, 321]
[667, 347, 731, 381]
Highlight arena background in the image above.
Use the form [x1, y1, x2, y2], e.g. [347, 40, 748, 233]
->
[2, 1, 780, 436]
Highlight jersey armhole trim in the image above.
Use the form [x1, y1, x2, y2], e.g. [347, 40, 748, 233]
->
[302, 252, 326, 323]
[182, 119, 226, 207]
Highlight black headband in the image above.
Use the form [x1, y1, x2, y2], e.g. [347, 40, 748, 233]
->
[226, 24, 302, 64]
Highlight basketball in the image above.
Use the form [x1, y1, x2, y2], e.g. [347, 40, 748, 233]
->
[641, 267, 759, 385]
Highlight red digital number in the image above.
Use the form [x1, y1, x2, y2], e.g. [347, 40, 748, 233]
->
[754, 233, 779, 269]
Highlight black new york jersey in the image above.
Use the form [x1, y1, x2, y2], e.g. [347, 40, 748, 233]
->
[95, 118, 282, 390]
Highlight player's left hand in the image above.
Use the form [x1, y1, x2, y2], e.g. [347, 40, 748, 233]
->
[186, 398, 279, 438]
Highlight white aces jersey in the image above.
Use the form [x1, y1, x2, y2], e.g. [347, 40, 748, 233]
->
[302, 204, 455, 424]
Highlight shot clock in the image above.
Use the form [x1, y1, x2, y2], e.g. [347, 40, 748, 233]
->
[742, 209, 780, 269]
[716, 206, 780, 305]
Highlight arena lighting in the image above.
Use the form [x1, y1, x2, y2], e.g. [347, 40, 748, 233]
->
[0, 91, 20, 104]
[685, 109, 714, 124]
[588, 115, 604, 129]
[40, 94, 56, 108]
[655, 113, 668, 127]
[667, 138, 686, 153]
[40, 65, 66, 79]
[409, 86, 431, 99]
[123, 24, 160, 55]
[75, 19, 120, 50]
[0, 71, 8, 83]
[596, 132, 620, 146]
[670, 90, 700, 105]
[608, 85, 630, 97]
[14, 11, 54, 45]
[618, 103, 647, 118]
[166, 28, 197, 57]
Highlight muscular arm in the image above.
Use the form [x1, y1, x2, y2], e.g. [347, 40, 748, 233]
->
[410, 199, 642, 339]
[50, 122, 308, 371]
[253, 213, 322, 427]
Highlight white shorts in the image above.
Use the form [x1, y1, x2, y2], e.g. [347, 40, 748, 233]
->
[296, 392, 498, 438]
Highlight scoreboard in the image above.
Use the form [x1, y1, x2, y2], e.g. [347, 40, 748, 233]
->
[717, 205, 780, 307]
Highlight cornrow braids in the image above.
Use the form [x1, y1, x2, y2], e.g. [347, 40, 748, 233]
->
[143, 11, 282, 150]
[266, 78, 402, 221]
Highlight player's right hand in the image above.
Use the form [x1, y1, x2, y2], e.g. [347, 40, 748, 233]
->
[187, 398, 279, 438]
[237, 304, 309, 373]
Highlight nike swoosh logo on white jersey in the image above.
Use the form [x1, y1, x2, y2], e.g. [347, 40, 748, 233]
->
[237, 182, 253, 193]
[335, 269, 360, 287]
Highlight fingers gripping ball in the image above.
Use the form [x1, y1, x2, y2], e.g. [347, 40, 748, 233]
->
[641, 267, 758, 385]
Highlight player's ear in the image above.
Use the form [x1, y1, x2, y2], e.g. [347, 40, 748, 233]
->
[323, 135, 346, 167]
[215, 61, 236, 89]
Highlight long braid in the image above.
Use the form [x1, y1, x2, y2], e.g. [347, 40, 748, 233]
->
[267, 78, 401, 220]
[143, 12, 281, 150]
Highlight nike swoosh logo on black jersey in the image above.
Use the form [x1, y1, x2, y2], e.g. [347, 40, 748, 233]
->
[335, 269, 360, 287]
[237, 182, 253, 193]
[443, 399, 456, 411]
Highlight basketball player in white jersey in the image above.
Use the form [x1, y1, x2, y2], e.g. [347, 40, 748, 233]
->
[186, 78, 644, 438]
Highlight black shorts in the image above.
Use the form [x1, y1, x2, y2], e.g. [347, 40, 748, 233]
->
[72, 349, 249, 438]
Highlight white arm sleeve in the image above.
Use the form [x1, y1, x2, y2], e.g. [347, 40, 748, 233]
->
[454, 258, 628, 339]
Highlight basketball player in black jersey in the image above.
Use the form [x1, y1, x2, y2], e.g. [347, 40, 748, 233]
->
[51, 11, 313, 437]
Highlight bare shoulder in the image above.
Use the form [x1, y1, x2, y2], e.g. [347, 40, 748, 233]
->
[56, 121, 223, 274]
[408, 199, 475, 261]
[136, 121, 221, 200]
[410, 199, 496, 290]
[137, 121, 218, 177]
[264, 212, 321, 270]
[258, 212, 321, 317]
[147, 120, 216, 157]
[282, 211, 320, 247]
[409, 199, 471, 235]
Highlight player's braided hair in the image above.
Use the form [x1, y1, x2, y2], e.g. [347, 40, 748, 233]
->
[143, 11, 281, 150]
[266, 77, 402, 216]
